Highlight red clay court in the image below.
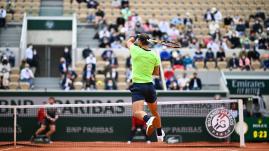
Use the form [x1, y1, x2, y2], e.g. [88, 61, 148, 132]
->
[1, 142, 269, 151]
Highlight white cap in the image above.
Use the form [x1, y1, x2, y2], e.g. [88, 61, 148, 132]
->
[254, 40, 259, 44]
[2, 56, 8, 60]
[211, 7, 217, 13]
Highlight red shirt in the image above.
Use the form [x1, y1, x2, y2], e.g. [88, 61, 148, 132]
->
[132, 116, 146, 128]
[37, 108, 45, 122]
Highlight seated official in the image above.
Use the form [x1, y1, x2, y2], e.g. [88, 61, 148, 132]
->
[189, 72, 202, 90]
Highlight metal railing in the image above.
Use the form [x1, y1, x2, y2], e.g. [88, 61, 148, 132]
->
[19, 13, 28, 61]
[72, 13, 77, 68]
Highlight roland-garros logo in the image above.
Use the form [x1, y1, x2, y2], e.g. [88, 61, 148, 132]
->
[205, 108, 235, 139]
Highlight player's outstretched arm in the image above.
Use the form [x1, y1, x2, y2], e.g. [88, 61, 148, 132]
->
[126, 37, 136, 49]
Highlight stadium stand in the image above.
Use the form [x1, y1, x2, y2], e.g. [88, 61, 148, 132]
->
[61, 0, 268, 90]
[0, 0, 41, 22]
[62, 0, 269, 36]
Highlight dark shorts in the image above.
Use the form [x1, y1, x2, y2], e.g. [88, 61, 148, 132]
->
[130, 83, 157, 103]
[41, 118, 56, 126]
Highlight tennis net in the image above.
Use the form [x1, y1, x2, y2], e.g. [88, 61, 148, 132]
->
[0, 99, 245, 149]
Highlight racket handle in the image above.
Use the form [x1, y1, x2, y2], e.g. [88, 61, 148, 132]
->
[135, 34, 140, 40]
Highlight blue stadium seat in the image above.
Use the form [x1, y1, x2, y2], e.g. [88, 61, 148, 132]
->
[160, 50, 171, 61]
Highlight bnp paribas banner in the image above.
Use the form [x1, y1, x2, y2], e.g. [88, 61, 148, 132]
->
[0, 93, 267, 142]
[0, 95, 232, 142]
[0, 116, 221, 142]
[0, 96, 224, 117]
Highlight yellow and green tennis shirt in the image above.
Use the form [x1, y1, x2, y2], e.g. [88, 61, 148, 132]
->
[130, 44, 160, 83]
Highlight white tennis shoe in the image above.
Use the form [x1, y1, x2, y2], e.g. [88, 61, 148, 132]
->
[157, 130, 165, 142]
[146, 116, 156, 136]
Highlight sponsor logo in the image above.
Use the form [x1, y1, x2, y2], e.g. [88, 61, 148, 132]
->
[205, 108, 235, 139]
[66, 126, 114, 134]
[0, 125, 22, 134]
[165, 135, 182, 144]
[253, 118, 268, 128]
[45, 21, 54, 29]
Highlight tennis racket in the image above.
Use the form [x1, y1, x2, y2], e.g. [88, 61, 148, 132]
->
[148, 39, 181, 48]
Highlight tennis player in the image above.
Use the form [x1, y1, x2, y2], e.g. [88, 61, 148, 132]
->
[126, 33, 165, 142]
[31, 97, 59, 143]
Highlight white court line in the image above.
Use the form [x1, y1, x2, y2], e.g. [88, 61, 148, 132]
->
[0, 146, 23, 151]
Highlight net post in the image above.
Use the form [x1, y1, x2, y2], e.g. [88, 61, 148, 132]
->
[238, 99, 245, 147]
[13, 107, 17, 147]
